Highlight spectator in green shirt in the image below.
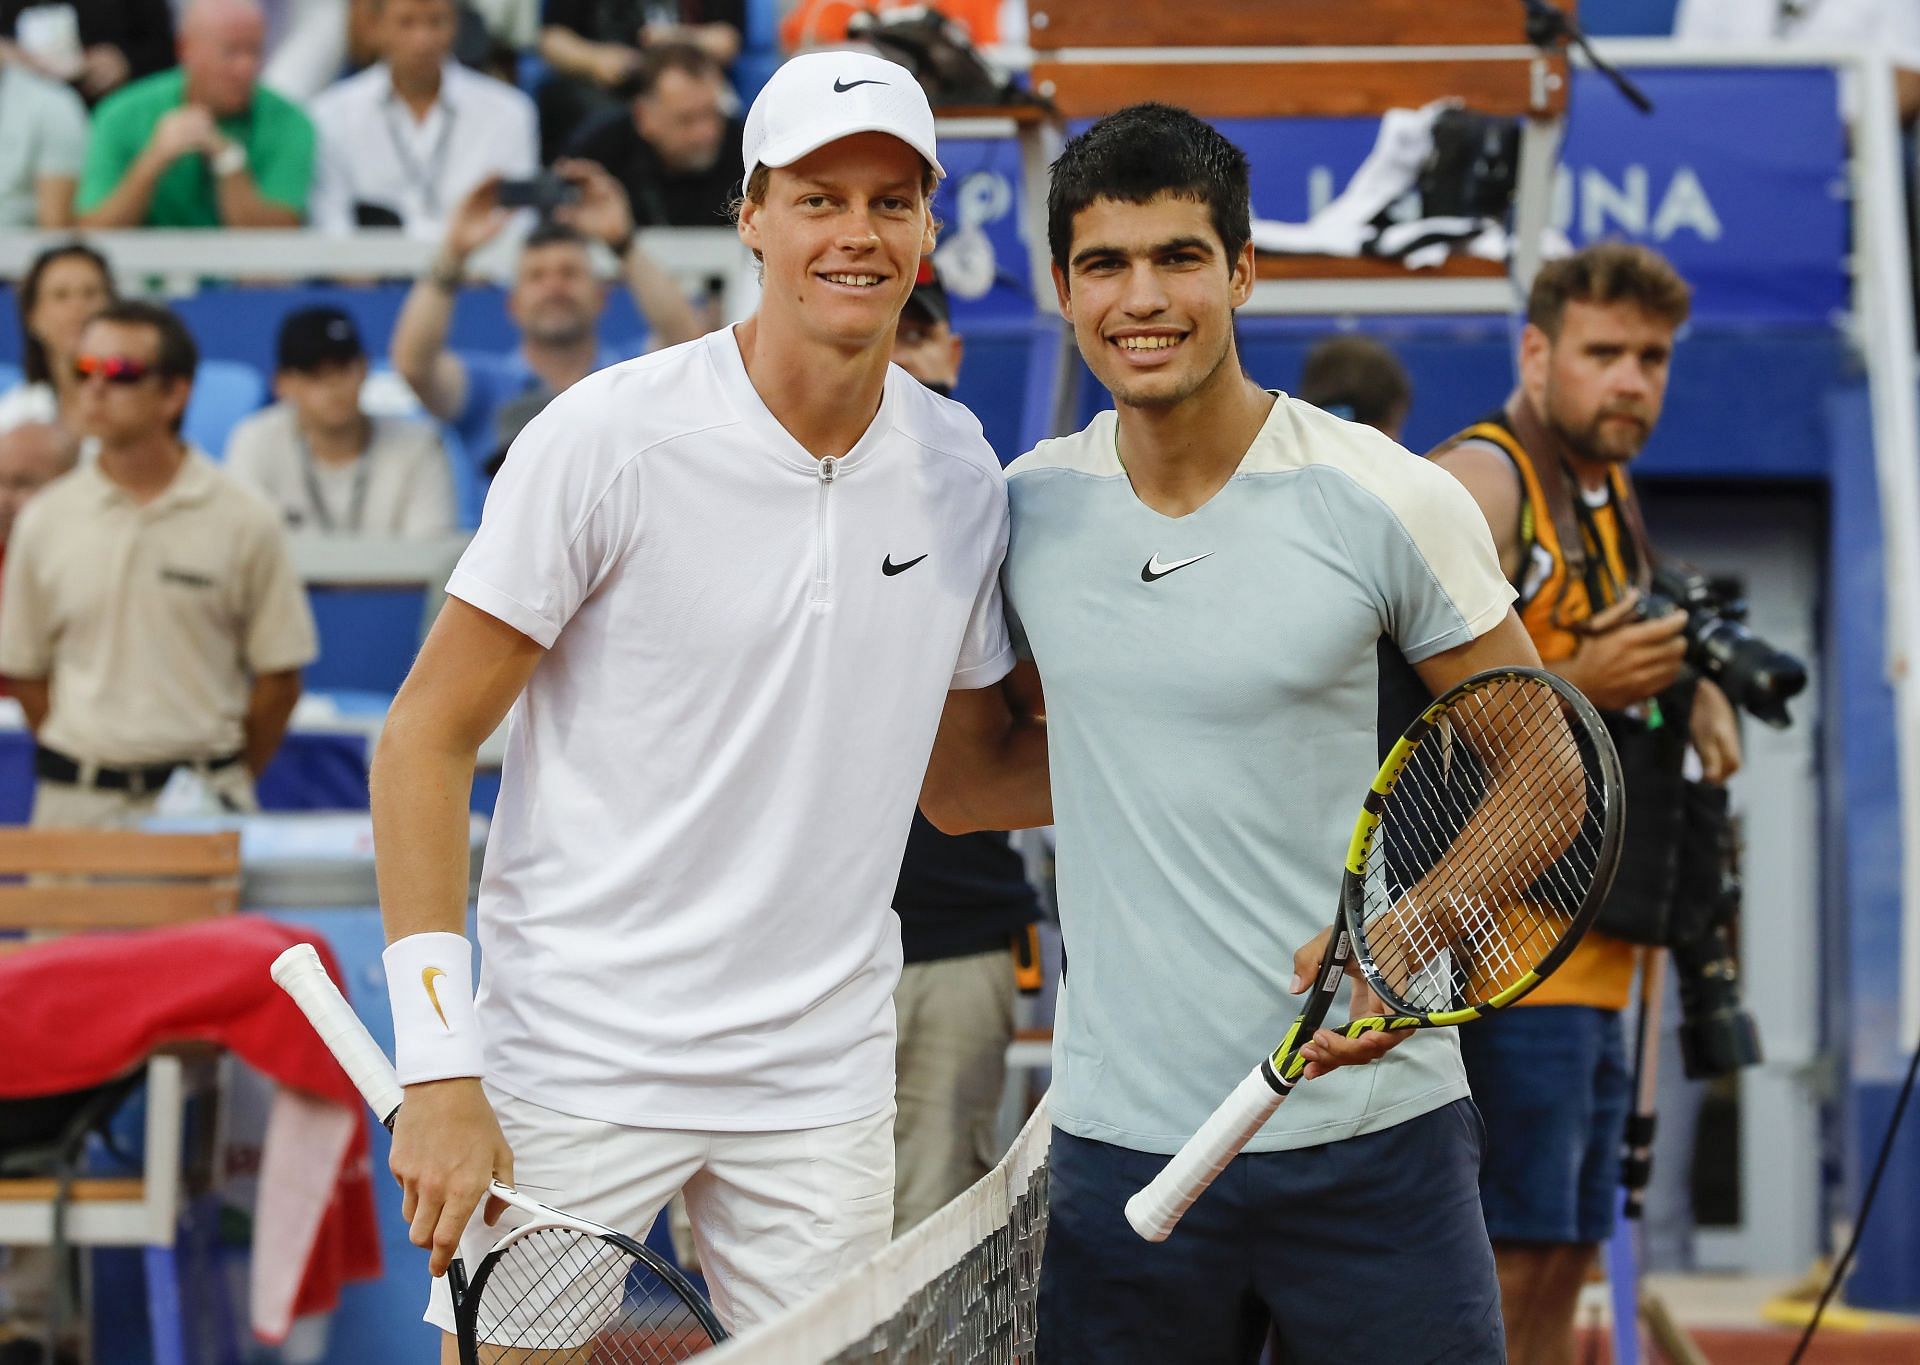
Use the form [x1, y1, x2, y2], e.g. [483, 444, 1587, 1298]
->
[76, 0, 313, 228]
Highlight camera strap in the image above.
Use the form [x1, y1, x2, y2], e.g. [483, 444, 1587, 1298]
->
[1568, 476, 1640, 612]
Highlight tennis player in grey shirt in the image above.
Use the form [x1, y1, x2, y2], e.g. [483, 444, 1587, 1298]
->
[924, 105, 1543, 1365]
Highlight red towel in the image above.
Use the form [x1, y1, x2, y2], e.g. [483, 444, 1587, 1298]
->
[0, 916, 383, 1336]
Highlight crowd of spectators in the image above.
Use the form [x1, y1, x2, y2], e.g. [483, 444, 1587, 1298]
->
[0, 0, 766, 231]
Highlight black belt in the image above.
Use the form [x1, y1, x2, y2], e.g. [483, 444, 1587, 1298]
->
[35, 745, 244, 796]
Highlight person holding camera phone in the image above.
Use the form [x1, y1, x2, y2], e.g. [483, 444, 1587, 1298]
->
[1415, 242, 1741, 1365]
[389, 156, 704, 481]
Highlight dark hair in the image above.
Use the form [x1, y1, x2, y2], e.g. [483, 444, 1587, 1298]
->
[16, 242, 115, 386]
[1297, 335, 1413, 435]
[522, 220, 592, 253]
[86, 300, 198, 432]
[632, 41, 722, 99]
[1046, 103, 1251, 275]
[1527, 241, 1692, 340]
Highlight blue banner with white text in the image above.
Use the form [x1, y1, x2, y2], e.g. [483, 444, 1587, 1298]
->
[935, 64, 1849, 325]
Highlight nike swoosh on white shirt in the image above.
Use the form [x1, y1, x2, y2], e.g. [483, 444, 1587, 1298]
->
[1141, 551, 1214, 582]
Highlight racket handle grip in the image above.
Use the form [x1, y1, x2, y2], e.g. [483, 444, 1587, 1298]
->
[271, 943, 406, 1127]
[1125, 1062, 1287, 1242]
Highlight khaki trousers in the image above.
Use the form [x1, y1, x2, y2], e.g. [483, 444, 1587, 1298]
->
[891, 948, 1016, 1235]
[29, 762, 258, 829]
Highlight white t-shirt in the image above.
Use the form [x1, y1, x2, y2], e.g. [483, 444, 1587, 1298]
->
[448, 327, 1015, 1130]
[224, 403, 457, 537]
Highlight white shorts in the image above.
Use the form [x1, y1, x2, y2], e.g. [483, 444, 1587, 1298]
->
[423, 1086, 895, 1337]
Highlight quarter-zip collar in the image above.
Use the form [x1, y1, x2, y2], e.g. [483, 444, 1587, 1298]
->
[706, 325, 898, 478]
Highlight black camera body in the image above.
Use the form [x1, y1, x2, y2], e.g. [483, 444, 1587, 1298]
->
[1640, 565, 1807, 728]
[496, 174, 581, 215]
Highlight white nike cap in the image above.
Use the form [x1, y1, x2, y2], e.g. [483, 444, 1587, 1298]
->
[740, 51, 945, 192]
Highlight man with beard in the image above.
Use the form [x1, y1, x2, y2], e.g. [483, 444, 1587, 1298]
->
[389, 156, 702, 481]
[1425, 241, 1742, 1365]
[566, 42, 743, 230]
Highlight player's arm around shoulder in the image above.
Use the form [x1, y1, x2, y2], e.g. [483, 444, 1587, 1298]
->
[920, 659, 1050, 835]
[372, 601, 547, 1275]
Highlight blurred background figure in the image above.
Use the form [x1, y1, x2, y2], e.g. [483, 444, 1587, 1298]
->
[534, 0, 742, 163]
[0, 301, 316, 828]
[566, 41, 740, 228]
[0, 242, 117, 437]
[259, 0, 349, 101]
[225, 305, 456, 537]
[0, 0, 174, 103]
[0, 52, 89, 227]
[76, 0, 315, 228]
[890, 258, 963, 397]
[308, 0, 538, 237]
[780, 0, 1003, 53]
[460, 0, 539, 79]
[0, 420, 79, 575]
[389, 159, 703, 475]
[1295, 333, 1413, 442]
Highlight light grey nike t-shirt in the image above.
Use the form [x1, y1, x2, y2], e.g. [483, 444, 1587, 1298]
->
[1004, 393, 1515, 1153]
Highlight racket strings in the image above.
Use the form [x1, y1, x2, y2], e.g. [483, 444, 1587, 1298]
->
[1358, 679, 1608, 1013]
[472, 1227, 718, 1363]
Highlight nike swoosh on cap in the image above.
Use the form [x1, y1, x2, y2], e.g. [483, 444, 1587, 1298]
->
[422, 967, 450, 1029]
[1141, 551, 1214, 582]
[883, 553, 929, 576]
[834, 77, 887, 92]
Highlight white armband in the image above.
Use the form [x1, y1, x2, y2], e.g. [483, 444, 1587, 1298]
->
[383, 931, 485, 1085]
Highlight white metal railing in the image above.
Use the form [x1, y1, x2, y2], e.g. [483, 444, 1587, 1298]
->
[0, 226, 759, 321]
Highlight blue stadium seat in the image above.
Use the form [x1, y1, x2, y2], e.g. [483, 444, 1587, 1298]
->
[184, 360, 267, 459]
[735, 0, 783, 105]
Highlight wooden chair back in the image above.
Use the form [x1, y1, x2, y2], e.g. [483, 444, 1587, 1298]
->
[0, 830, 242, 933]
[1028, 1, 1575, 120]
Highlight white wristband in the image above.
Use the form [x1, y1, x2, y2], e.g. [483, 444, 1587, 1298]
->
[383, 931, 485, 1085]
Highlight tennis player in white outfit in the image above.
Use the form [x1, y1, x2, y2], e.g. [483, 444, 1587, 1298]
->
[367, 51, 1048, 1356]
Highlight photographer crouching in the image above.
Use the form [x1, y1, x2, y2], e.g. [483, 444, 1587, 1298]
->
[1424, 242, 1760, 1365]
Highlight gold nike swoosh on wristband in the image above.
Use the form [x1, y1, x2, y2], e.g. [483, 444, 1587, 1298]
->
[422, 967, 450, 1029]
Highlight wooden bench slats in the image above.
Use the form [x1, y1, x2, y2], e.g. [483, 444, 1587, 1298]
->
[1030, 58, 1566, 121]
[1028, 1, 1574, 51]
[0, 884, 240, 929]
[0, 830, 241, 877]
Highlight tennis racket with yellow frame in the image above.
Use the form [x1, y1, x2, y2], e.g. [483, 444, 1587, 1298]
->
[1126, 666, 1625, 1242]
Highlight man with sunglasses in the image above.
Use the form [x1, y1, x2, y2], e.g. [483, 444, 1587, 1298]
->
[0, 300, 317, 827]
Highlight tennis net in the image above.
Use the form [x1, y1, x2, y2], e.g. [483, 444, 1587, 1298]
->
[700, 1096, 1051, 1364]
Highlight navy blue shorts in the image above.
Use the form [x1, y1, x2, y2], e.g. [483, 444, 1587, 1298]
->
[1037, 1099, 1503, 1365]
[1459, 1005, 1630, 1245]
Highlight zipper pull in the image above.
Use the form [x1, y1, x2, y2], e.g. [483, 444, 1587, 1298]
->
[819, 456, 838, 484]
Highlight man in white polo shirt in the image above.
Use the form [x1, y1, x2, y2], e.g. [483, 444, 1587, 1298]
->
[368, 50, 1045, 1347]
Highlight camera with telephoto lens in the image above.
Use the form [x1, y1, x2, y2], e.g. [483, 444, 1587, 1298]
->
[1669, 786, 1763, 1078]
[1639, 565, 1807, 728]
